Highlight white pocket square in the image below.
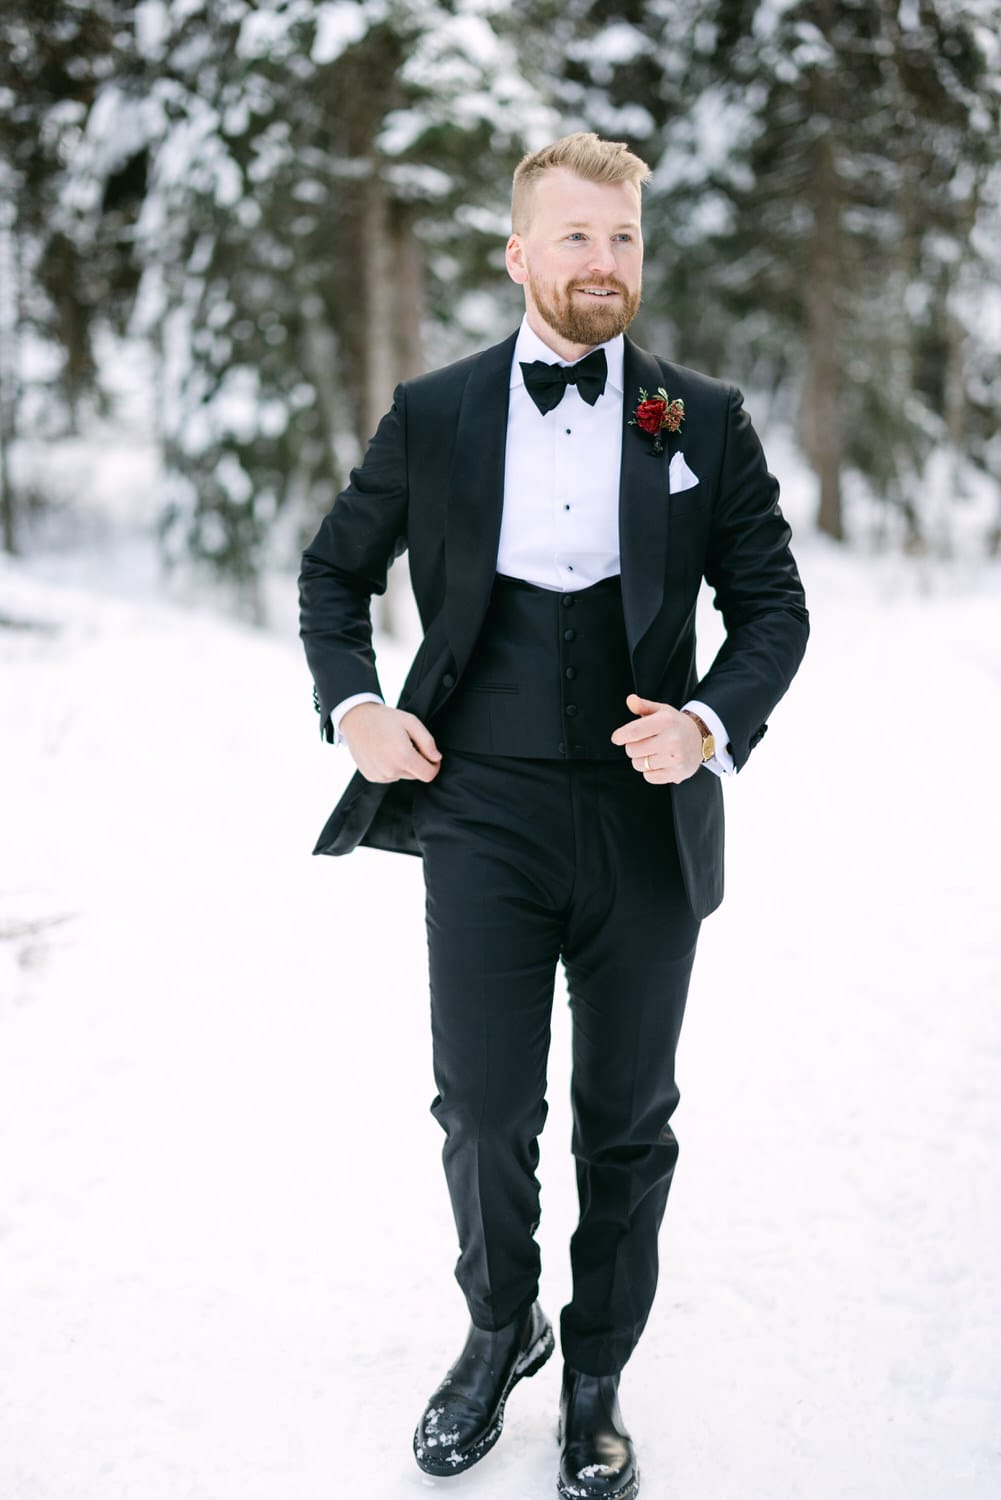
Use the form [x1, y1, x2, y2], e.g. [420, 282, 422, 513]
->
[668, 451, 700, 494]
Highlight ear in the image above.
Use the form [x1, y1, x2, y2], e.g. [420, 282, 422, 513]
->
[505, 234, 527, 286]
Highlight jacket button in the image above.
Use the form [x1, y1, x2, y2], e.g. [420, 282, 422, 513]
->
[565, 704, 578, 716]
[563, 628, 575, 642]
[442, 673, 455, 689]
[565, 666, 576, 680]
[562, 595, 575, 608]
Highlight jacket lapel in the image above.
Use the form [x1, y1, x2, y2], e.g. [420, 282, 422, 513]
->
[443, 332, 517, 671]
[619, 335, 675, 657]
[443, 331, 676, 675]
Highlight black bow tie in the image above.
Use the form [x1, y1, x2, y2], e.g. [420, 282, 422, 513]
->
[519, 347, 608, 415]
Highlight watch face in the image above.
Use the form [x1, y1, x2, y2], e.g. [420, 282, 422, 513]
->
[702, 733, 716, 761]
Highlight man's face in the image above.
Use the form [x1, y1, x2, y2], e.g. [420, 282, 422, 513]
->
[505, 168, 643, 354]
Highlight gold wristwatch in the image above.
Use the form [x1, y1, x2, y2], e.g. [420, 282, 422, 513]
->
[682, 710, 716, 762]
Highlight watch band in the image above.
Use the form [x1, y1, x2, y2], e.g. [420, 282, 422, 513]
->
[682, 709, 716, 762]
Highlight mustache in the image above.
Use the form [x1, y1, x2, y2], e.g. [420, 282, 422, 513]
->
[571, 277, 630, 294]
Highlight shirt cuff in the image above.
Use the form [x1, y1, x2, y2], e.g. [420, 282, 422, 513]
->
[683, 699, 734, 777]
[331, 692, 385, 744]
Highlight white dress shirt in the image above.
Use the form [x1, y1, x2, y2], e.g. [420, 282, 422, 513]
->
[332, 317, 733, 775]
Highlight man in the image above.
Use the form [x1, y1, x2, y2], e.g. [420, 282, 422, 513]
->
[299, 132, 808, 1500]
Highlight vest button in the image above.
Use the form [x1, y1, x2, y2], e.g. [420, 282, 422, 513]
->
[565, 704, 578, 716]
[562, 595, 575, 608]
[442, 673, 455, 688]
[563, 628, 575, 642]
[558, 741, 566, 754]
[565, 667, 576, 680]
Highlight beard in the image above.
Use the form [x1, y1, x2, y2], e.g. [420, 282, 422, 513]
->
[527, 269, 641, 347]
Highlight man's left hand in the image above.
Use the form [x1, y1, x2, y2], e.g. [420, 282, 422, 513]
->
[610, 694, 703, 783]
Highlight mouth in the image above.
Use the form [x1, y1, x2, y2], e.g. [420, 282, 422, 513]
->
[575, 287, 619, 298]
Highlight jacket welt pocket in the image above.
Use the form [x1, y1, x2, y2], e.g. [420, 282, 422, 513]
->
[467, 681, 519, 694]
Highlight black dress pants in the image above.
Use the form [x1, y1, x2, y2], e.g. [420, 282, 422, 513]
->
[412, 751, 701, 1376]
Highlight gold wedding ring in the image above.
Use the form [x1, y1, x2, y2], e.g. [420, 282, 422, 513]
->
[642, 755, 651, 772]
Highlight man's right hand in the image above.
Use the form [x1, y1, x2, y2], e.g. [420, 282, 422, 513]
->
[339, 702, 442, 783]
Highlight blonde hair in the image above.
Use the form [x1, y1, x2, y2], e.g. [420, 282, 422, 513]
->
[511, 132, 652, 233]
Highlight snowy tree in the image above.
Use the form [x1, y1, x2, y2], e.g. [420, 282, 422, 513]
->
[0, 0, 138, 551]
[60, 0, 552, 609]
[540, 0, 1001, 546]
[5, 0, 999, 574]
[681, 0, 1001, 542]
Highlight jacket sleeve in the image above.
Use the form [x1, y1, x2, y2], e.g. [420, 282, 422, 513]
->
[693, 387, 809, 769]
[298, 384, 409, 740]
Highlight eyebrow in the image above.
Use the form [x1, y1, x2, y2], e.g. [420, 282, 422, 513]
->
[560, 220, 641, 232]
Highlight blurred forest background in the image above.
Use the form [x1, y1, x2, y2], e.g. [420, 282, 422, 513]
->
[1, 0, 999, 620]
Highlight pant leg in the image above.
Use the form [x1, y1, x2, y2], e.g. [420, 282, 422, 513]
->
[413, 753, 573, 1330]
[560, 761, 701, 1375]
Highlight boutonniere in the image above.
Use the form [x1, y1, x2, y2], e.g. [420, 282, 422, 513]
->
[629, 388, 685, 456]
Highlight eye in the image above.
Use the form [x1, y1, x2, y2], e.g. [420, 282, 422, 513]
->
[614, 233, 633, 242]
[567, 232, 587, 242]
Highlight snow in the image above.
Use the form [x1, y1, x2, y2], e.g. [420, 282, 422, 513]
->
[65, 85, 151, 220]
[2, 509, 1001, 1499]
[310, 2, 371, 65]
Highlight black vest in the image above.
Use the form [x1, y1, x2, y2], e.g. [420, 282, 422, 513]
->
[432, 573, 634, 760]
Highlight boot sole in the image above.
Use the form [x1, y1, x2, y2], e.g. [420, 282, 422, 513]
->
[413, 1319, 556, 1477]
[556, 1469, 640, 1500]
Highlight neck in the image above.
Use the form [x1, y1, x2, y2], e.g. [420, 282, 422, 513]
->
[523, 307, 598, 363]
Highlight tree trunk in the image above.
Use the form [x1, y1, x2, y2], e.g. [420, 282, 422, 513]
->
[0, 388, 13, 555]
[339, 25, 423, 640]
[352, 179, 428, 641]
[391, 201, 425, 382]
[359, 172, 397, 442]
[803, 125, 843, 541]
[0, 206, 19, 555]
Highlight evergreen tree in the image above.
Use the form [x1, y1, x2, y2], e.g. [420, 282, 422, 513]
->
[685, 0, 1001, 541]
[69, 0, 549, 608]
[5, 0, 998, 574]
[0, 0, 137, 550]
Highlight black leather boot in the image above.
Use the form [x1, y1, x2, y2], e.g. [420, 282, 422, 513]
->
[557, 1364, 639, 1500]
[413, 1302, 554, 1476]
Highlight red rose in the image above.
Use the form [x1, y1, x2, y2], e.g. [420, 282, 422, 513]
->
[630, 388, 685, 455]
[635, 398, 667, 434]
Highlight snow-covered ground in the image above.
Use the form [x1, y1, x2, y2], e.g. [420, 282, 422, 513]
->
[2, 520, 1000, 1500]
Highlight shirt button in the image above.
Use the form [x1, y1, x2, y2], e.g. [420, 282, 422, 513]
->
[565, 704, 578, 717]
[562, 595, 575, 608]
[565, 667, 576, 680]
[564, 504, 570, 511]
[563, 628, 575, 642]
[567, 564, 574, 572]
[565, 428, 572, 435]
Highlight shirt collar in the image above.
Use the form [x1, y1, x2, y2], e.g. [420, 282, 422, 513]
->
[511, 315, 624, 396]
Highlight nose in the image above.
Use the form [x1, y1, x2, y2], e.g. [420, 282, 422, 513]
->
[587, 241, 618, 276]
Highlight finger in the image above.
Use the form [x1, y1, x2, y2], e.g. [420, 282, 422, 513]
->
[623, 736, 661, 759]
[614, 725, 660, 751]
[611, 718, 659, 745]
[401, 757, 437, 784]
[404, 715, 442, 763]
[644, 764, 691, 785]
[612, 705, 671, 745]
[400, 745, 440, 783]
[626, 692, 662, 715]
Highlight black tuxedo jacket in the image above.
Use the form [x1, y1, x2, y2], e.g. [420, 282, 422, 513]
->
[298, 331, 808, 918]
